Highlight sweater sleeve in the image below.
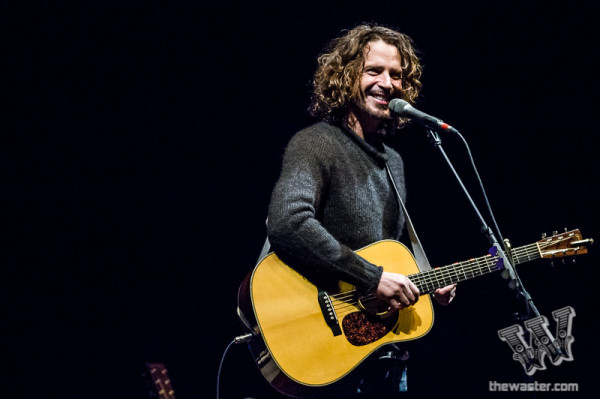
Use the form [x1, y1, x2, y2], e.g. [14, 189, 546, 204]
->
[267, 127, 383, 293]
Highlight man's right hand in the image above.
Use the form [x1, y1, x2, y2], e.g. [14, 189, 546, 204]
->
[376, 271, 420, 310]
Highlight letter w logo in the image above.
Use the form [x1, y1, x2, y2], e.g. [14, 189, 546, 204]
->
[497, 306, 575, 375]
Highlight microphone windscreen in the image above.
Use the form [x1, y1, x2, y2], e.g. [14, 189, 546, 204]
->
[388, 98, 410, 115]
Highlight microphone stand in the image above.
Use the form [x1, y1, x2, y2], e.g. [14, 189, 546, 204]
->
[424, 129, 560, 354]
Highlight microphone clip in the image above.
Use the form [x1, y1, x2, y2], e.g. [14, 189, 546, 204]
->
[426, 129, 442, 147]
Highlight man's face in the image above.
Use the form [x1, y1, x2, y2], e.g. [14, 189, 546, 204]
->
[352, 40, 403, 125]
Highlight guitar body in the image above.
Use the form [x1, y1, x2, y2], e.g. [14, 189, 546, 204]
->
[237, 240, 434, 397]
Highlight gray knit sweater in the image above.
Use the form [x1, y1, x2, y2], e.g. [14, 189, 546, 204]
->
[267, 122, 406, 294]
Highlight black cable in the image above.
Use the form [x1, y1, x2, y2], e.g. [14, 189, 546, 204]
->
[216, 339, 236, 399]
[216, 333, 254, 399]
[453, 130, 540, 318]
[454, 131, 506, 245]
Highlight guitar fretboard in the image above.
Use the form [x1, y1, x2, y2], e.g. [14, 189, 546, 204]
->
[410, 242, 541, 294]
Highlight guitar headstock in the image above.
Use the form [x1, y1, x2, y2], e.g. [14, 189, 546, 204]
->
[538, 229, 593, 259]
[145, 362, 176, 399]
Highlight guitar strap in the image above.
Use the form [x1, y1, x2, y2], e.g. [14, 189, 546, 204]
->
[257, 163, 431, 273]
[257, 230, 271, 263]
[385, 163, 432, 272]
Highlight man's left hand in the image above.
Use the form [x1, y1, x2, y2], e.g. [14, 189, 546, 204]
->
[433, 284, 457, 306]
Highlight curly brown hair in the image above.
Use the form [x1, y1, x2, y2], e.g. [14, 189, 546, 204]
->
[309, 24, 423, 130]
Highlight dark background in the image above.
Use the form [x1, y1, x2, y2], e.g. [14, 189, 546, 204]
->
[3, 1, 599, 398]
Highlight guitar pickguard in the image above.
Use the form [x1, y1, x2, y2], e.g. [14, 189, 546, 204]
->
[342, 311, 400, 346]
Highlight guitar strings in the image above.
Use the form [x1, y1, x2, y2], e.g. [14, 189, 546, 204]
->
[413, 236, 574, 291]
[331, 240, 559, 311]
[328, 237, 569, 314]
[329, 245, 539, 299]
[330, 252, 524, 313]
[412, 237, 570, 291]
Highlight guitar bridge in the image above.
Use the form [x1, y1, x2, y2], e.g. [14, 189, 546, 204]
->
[317, 290, 342, 336]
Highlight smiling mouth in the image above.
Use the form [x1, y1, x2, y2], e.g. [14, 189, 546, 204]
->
[369, 94, 391, 105]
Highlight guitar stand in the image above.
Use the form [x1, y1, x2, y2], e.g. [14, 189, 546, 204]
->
[425, 129, 561, 355]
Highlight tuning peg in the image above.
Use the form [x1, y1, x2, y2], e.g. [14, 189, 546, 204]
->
[553, 230, 558, 235]
[541, 232, 547, 238]
[564, 227, 568, 232]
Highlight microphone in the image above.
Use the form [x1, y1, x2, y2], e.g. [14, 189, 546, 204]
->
[389, 99, 459, 134]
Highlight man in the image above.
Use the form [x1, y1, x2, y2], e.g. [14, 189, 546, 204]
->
[266, 24, 457, 396]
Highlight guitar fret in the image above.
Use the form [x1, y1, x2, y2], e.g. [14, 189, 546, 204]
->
[411, 253, 503, 294]
[461, 261, 469, 281]
[464, 259, 476, 280]
[512, 243, 541, 265]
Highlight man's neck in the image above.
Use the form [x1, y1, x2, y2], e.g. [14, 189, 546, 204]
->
[346, 110, 382, 142]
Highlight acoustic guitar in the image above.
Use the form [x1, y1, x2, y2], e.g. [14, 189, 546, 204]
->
[237, 229, 592, 397]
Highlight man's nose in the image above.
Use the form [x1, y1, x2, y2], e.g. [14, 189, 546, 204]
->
[378, 74, 393, 89]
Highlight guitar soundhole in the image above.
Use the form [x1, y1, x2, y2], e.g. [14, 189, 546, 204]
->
[342, 311, 399, 346]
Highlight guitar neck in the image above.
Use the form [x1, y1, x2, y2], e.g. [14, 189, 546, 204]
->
[410, 242, 541, 294]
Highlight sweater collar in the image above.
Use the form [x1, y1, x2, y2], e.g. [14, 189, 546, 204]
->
[339, 123, 389, 164]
